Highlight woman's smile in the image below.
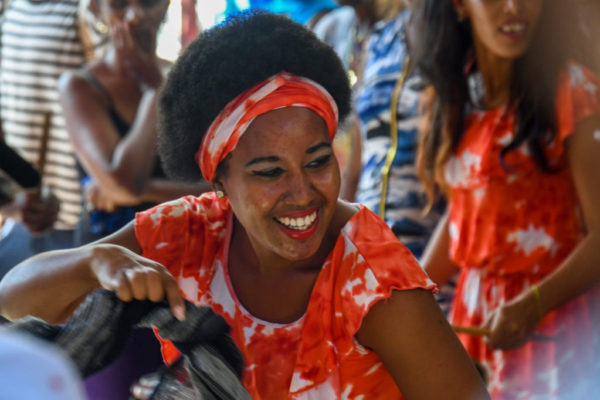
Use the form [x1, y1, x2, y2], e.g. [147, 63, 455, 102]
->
[275, 207, 320, 239]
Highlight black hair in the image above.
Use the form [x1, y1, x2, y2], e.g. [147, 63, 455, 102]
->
[157, 10, 351, 182]
[411, 0, 583, 199]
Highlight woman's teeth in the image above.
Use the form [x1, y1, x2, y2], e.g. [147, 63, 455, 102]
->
[500, 23, 526, 33]
[276, 211, 317, 230]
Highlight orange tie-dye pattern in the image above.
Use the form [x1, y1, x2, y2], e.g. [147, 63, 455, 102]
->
[447, 61, 600, 398]
[135, 193, 435, 399]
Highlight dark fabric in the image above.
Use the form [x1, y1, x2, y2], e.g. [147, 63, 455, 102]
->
[8, 289, 250, 400]
[76, 70, 131, 138]
[0, 139, 41, 189]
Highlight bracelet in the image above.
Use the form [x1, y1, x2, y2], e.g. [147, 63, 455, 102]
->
[531, 284, 544, 321]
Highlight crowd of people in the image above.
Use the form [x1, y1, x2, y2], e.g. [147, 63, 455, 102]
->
[0, 0, 599, 399]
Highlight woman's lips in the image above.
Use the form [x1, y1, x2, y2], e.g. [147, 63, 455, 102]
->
[275, 207, 319, 240]
[498, 20, 528, 40]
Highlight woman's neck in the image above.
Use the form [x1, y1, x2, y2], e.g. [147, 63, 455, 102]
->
[473, 37, 514, 109]
[354, 0, 404, 26]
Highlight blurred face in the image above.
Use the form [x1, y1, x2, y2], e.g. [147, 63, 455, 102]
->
[459, 0, 543, 60]
[216, 107, 341, 264]
[100, 0, 168, 52]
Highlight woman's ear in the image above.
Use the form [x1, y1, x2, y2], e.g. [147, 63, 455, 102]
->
[211, 180, 227, 199]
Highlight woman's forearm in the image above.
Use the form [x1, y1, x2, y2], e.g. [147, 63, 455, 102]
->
[0, 246, 100, 324]
[137, 179, 212, 204]
[108, 89, 160, 196]
[535, 231, 600, 316]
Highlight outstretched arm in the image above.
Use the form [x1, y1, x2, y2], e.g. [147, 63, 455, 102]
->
[0, 222, 185, 324]
[357, 289, 490, 399]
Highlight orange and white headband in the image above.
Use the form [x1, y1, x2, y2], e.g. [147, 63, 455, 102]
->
[195, 72, 339, 182]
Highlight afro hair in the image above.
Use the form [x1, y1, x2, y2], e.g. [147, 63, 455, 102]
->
[157, 10, 351, 182]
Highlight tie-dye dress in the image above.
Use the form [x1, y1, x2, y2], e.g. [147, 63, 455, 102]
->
[446, 61, 600, 399]
[135, 193, 436, 399]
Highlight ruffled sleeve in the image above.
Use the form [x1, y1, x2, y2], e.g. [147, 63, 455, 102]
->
[289, 205, 436, 395]
[134, 192, 231, 364]
[135, 193, 230, 281]
[553, 61, 600, 153]
[336, 207, 437, 339]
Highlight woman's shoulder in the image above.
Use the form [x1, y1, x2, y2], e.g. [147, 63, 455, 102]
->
[134, 193, 231, 255]
[335, 203, 433, 291]
[555, 60, 600, 140]
[137, 192, 230, 227]
[58, 63, 112, 107]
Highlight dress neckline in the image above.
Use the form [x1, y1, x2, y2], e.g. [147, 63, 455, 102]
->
[220, 202, 362, 328]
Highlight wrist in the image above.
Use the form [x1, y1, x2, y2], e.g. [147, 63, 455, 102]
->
[86, 245, 108, 289]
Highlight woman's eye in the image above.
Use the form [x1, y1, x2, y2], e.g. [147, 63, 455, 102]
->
[306, 154, 332, 169]
[140, 0, 162, 8]
[252, 167, 284, 178]
[109, 0, 127, 9]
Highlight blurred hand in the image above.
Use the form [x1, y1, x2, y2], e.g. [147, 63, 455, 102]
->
[112, 21, 162, 90]
[21, 186, 59, 234]
[481, 289, 540, 350]
[89, 243, 186, 321]
[84, 179, 140, 211]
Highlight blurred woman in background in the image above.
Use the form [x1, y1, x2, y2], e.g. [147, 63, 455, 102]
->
[412, 0, 600, 397]
[59, 0, 208, 245]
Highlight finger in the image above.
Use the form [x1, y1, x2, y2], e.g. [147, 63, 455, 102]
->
[106, 199, 116, 213]
[85, 186, 98, 206]
[114, 270, 134, 302]
[122, 21, 135, 51]
[112, 26, 123, 51]
[145, 269, 165, 302]
[162, 274, 185, 321]
[125, 267, 148, 301]
[130, 381, 155, 400]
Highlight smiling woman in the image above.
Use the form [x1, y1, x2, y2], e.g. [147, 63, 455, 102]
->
[0, 10, 490, 400]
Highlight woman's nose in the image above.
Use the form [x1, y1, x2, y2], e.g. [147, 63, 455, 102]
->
[284, 171, 312, 204]
[503, 0, 521, 14]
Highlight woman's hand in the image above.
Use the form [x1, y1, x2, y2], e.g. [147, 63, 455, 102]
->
[21, 186, 60, 234]
[84, 179, 142, 212]
[481, 289, 540, 350]
[112, 21, 162, 90]
[89, 244, 186, 321]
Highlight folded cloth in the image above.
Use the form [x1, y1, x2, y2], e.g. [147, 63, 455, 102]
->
[8, 289, 250, 400]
